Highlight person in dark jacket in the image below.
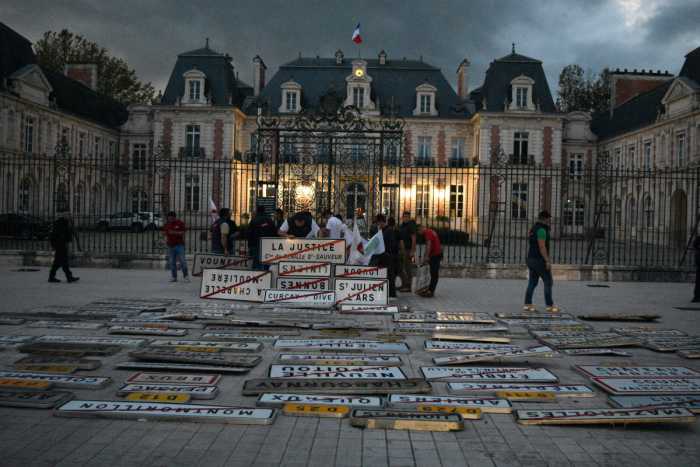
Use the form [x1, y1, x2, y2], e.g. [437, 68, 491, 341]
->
[369, 214, 398, 298]
[248, 206, 277, 269]
[48, 213, 79, 283]
[274, 208, 285, 231]
[278, 211, 319, 238]
[693, 235, 700, 303]
[211, 208, 238, 255]
[523, 210, 559, 312]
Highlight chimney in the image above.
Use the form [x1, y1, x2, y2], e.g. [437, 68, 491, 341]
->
[457, 58, 470, 99]
[64, 63, 98, 91]
[253, 55, 267, 97]
[378, 50, 387, 65]
[335, 49, 344, 65]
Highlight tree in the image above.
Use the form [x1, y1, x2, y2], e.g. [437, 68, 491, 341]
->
[34, 29, 156, 105]
[556, 64, 611, 115]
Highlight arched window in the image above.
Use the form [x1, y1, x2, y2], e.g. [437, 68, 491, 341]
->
[564, 198, 585, 226]
[644, 195, 654, 228]
[131, 189, 149, 212]
[55, 182, 69, 213]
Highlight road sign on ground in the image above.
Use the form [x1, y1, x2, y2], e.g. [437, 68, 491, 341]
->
[273, 339, 409, 353]
[591, 377, 700, 395]
[114, 362, 251, 374]
[575, 366, 700, 379]
[387, 394, 512, 414]
[335, 279, 388, 306]
[200, 269, 272, 302]
[0, 371, 110, 389]
[447, 383, 594, 397]
[192, 254, 251, 276]
[261, 238, 346, 264]
[608, 395, 700, 413]
[117, 383, 218, 399]
[278, 261, 332, 277]
[242, 379, 431, 396]
[516, 407, 695, 425]
[421, 367, 558, 382]
[350, 410, 464, 431]
[0, 389, 73, 408]
[269, 365, 406, 380]
[256, 393, 383, 409]
[125, 372, 221, 385]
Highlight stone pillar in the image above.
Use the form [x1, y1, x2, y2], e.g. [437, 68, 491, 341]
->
[543, 126, 553, 167]
[213, 120, 223, 160]
[437, 129, 446, 166]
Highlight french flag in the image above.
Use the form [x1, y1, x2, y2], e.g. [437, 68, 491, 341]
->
[352, 23, 362, 44]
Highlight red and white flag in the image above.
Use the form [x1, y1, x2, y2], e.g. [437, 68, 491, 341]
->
[352, 23, 362, 44]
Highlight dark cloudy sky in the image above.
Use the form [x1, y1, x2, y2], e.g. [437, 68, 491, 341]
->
[4, 0, 699, 95]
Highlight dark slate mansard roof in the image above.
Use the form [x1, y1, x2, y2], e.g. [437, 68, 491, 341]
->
[592, 46, 700, 140]
[246, 56, 473, 118]
[161, 45, 253, 106]
[0, 22, 128, 129]
[469, 52, 556, 113]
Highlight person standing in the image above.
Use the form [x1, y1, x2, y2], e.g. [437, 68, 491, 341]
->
[398, 211, 417, 292]
[417, 224, 442, 298]
[524, 210, 559, 312]
[211, 208, 238, 256]
[163, 211, 189, 282]
[248, 205, 277, 269]
[48, 213, 79, 283]
[324, 210, 348, 240]
[692, 234, 700, 303]
[369, 214, 398, 298]
[278, 211, 319, 238]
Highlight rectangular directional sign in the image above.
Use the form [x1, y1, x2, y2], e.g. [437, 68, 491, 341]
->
[0, 335, 35, 345]
[335, 279, 388, 306]
[261, 238, 346, 264]
[338, 305, 398, 314]
[394, 312, 495, 324]
[608, 395, 700, 413]
[0, 378, 52, 390]
[200, 269, 272, 302]
[36, 335, 146, 347]
[0, 371, 110, 389]
[269, 365, 406, 380]
[425, 341, 521, 353]
[117, 383, 218, 399]
[350, 409, 464, 431]
[128, 349, 261, 367]
[276, 354, 402, 366]
[611, 327, 686, 337]
[125, 372, 221, 385]
[149, 340, 262, 352]
[277, 261, 332, 277]
[335, 265, 387, 279]
[0, 389, 73, 409]
[432, 346, 556, 365]
[277, 277, 332, 291]
[387, 394, 512, 414]
[575, 366, 700, 379]
[395, 323, 508, 333]
[273, 339, 409, 353]
[115, 362, 251, 374]
[447, 383, 594, 397]
[562, 349, 632, 357]
[192, 254, 251, 276]
[283, 403, 350, 418]
[108, 326, 187, 337]
[257, 393, 383, 409]
[592, 377, 700, 395]
[242, 379, 431, 396]
[15, 356, 101, 370]
[28, 321, 104, 330]
[263, 290, 336, 308]
[421, 367, 558, 382]
[516, 407, 695, 425]
[125, 393, 190, 404]
[538, 336, 639, 349]
[55, 400, 276, 425]
[431, 334, 511, 344]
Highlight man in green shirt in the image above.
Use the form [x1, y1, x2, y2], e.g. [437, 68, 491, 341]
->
[524, 210, 559, 312]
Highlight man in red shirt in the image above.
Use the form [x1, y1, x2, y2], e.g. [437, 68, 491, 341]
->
[417, 225, 442, 298]
[163, 211, 189, 282]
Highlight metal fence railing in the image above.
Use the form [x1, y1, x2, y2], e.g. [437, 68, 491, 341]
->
[1, 151, 697, 271]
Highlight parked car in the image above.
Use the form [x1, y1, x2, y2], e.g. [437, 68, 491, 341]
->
[0, 213, 51, 239]
[141, 212, 163, 230]
[97, 212, 164, 232]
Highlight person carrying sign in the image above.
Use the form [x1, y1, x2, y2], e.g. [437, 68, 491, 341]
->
[48, 212, 80, 283]
[417, 224, 442, 298]
[278, 211, 320, 239]
[524, 210, 560, 312]
[248, 205, 277, 269]
[163, 211, 189, 282]
[212, 208, 238, 256]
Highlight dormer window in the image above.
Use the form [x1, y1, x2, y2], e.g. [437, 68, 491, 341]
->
[345, 60, 376, 113]
[182, 68, 206, 105]
[279, 80, 302, 113]
[352, 87, 365, 108]
[509, 74, 535, 111]
[413, 83, 438, 116]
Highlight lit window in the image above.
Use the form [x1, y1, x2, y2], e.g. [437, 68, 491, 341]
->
[512, 132, 529, 164]
[353, 87, 365, 108]
[417, 136, 432, 165]
[416, 184, 430, 218]
[185, 175, 200, 212]
[568, 153, 584, 178]
[516, 87, 528, 107]
[450, 185, 464, 217]
[511, 182, 527, 219]
[419, 95, 431, 113]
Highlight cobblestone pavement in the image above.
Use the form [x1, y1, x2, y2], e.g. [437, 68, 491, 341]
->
[0, 266, 698, 467]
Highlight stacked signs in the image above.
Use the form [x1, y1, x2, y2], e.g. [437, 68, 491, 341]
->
[611, 327, 700, 354]
[200, 269, 272, 302]
[192, 253, 252, 276]
[573, 365, 700, 396]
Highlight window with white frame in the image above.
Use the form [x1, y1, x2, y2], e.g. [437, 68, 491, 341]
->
[183, 69, 206, 104]
[516, 87, 528, 108]
[23, 116, 34, 153]
[189, 80, 201, 101]
[131, 189, 148, 212]
[512, 132, 529, 164]
[509, 75, 535, 111]
[563, 198, 585, 226]
[568, 153, 584, 178]
[285, 91, 298, 112]
[132, 143, 147, 170]
[644, 195, 654, 228]
[419, 94, 431, 114]
[416, 184, 430, 218]
[451, 138, 465, 161]
[450, 185, 464, 217]
[643, 141, 652, 171]
[677, 132, 686, 167]
[185, 125, 201, 157]
[279, 80, 302, 113]
[511, 182, 528, 220]
[184, 175, 200, 212]
[417, 136, 432, 164]
[352, 87, 365, 108]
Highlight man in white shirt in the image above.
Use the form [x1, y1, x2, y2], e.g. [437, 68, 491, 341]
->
[278, 211, 320, 239]
[323, 210, 347, 239]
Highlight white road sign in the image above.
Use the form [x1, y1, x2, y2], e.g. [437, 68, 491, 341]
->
[263, 290, 336, 308]
[148, 340, 262, 352]
[273, 339, 409, 353]
[591, 377, 700, 395]
[516, 407, 695, 425]
[269, 365, 406, 380]
[257, 393, 383, 409]
[334, 265, 387, 279]
[334, 279, 388, 306]
[0, 371, 110, 389]
[261, 238, 346, 264]
[421, 367, 558, 382]
[277, 277, 332, 291]
[192, 254, 251, 276]
[608, 395, 700, 412]
[200, 269, 272, 302]
[277, 261, 332, 277]
[448, 383, 594, 396]
[424, 341, 521, 352]
[432, 346, 555, 365]
[387, 394, 512, 413]
[35, 335, 146, 346]
[575, 366, 700, 379]
[338, 305, 399, 314]
[125, 372, 221, 385]
[117, 383, 219, 399]
[277, 354, 402, 365]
